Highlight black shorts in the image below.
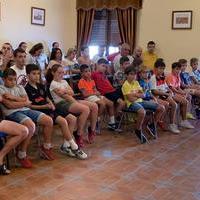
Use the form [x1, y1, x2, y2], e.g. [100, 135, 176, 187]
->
[105, 88, 123, 103]
[55, 101, 72, 118]
[38, 109, 59, 124]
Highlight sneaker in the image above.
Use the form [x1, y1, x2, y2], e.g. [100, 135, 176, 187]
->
[0, 164, 11, 175]
[158, 121, 166, 130]
[135, 130, 147, 144]
[180, 120, 194, 129]
[74, 134, 84, 148]
[60, 145, 75, 157]
[147, 123, 157, 138]
[72, 149, 88, 160]
[16, 155, 32, 168]
[195, 108, 200, 119]
[108, 123, 122, 132]
[40, 146, 55, 160]
[168, 124, 180, 134]
[186, 113, 196, 120]
[88, 128, 96, 144]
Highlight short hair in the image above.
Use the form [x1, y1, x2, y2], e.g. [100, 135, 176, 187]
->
[97, 58, 109, 65]
[26, 64, 40, 74]
[29, 43, 43, 55]
[172, 62, 181, 69]
[0, 51, 2, 55]
[140, 65, 149, 72]
[80, 64, 89, 73]
[124, 66, 137, 75]
[3, 68, 16, 78]
[190, 58, 198, 66]
[147, 41, 156, 46]
[178, 59, 187, 65]
[154, 58, 166, 68]
[52, 42, 58, 48]
[120, 56, 130, 65]
[13, 48, 26, 57]
[18, 42, 26, 48]
[66, 48, 76, 57]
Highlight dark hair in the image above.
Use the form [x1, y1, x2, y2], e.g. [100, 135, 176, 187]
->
[52, 42, 58, 48]
[26, 64, 40, 75]
[3, 68, 17, 78]
[13, 48, 26, 57]
[190, 58, 198, 66]
[29, 43, 43, 55]
[97, 58, 109, 65]
[154, 58, 166, 68]
[124, 66, 137, 75]
[172, 62, 181, 69]
[45, 64, 62, 84]
[0, 51, 2, 55]
[120, 56, 130, 65]
[81, 46, 88, 52]
[178, 59, 187, 65]
[50, 48, 62, 61]
[80, 64, 89, 73]
[147, 41, 156, 46]
[18, 42, 26, 48]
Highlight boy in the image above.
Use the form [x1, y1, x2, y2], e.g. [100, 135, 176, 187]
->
[190, 58, 200, 84]
[92, 58, 125, 128]
[113, 56, 130, 88]
[122, 66, 164, 143]
[78, 64, 117, 130]
[0, 68, 55, 168]
[25, 64, 87, 159]
[11, 48, 28, 86]
[166, 62, 194, 128]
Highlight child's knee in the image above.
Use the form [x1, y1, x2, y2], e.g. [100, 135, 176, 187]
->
[23, 120, 35, 136]
[137, 108, 146, 117]
[66, 114, 77, 124]
[20, 126, 29, 139]
[41, 115, 53, 127]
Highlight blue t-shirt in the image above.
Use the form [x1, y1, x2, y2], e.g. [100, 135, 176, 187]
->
[180, 72, 192, 85]
[191, 69, 200, 82]
[139, 79, 153, 100]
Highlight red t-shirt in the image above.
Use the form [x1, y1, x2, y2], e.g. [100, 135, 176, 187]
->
[91, 71, 115, 95]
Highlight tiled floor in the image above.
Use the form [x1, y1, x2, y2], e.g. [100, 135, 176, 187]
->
[0, 120, 200, 200]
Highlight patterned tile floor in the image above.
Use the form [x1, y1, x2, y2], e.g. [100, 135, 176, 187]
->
[0, 120, 200, 200]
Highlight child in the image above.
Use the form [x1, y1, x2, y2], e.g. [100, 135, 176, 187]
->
[122, 66, 164, 143]
[190, 58, 200, 84]
[92, 58, 125, 127]
[0, 68, 55, 168]
[46, 64, 98, 148]
[113, 56, 130, 88]
[25, 64, 87, 159]
[0, 119, 28, 175]
[165, 62, 194, 129]
[78, 64, 116, 129]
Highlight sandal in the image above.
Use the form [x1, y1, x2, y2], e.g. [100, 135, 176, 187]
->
[0, 164, 11, 175]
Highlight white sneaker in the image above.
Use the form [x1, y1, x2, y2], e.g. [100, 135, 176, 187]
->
[73, 149, 88, 160]
[180, 120, 194, 129]
[168, 124, 180, 134]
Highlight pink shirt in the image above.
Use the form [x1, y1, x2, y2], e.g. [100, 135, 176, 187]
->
[166, 73, 181, 88]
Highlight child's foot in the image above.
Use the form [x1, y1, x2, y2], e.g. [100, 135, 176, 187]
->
[74, 134, 84, 148]
[0, 163, 11, 175]
[168, 124, 180, 134]
[157, 121, 167, 130]
[88, 127, 96, 144]
[60, 145, 76, 157]
[180, 120, 194, 129]
[135, 130, 147, 144]
[72, 149, 88, 160]
[147, 123, 157, 138]
[186, 113, 196, 120]
[16, 155, 32, 168]
[40, 146, 55, 160]
[108, 123, 122, 132]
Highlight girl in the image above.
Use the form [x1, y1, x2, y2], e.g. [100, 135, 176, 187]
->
[46, 64, 98, 148]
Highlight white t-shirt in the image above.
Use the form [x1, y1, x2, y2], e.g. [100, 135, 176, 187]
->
[50, 80, 71, 104]
[150, 75, 169, 92]
[11, 65, 28, 86]
[113, 54, 134, 72]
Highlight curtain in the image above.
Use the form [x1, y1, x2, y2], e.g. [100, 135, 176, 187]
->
[77, 9, 95, 52]
[116, 7, 136, 54]
[76, 0, 142, 10]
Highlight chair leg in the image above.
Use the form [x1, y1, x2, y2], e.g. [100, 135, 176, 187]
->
[117, 112, 125, 130]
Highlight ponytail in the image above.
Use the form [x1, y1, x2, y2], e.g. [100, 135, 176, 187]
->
[45, 64, 62, 84]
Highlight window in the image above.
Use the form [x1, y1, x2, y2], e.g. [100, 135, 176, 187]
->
[89, 9, 121, 58]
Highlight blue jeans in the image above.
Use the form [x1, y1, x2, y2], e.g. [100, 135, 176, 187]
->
[128, 101, 158, 112]
[6, 109, 44, 124]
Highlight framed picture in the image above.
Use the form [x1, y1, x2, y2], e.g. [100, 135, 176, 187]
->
[31, 7, 45, 26]
[172, 10, 192, 29]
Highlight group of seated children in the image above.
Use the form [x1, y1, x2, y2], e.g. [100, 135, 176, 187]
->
[0, 51, 199, 175]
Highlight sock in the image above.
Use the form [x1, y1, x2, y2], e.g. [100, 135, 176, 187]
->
[18, 151, 26, 159]
[63, 140, 70, 148]
[98, 117, 101, 122]
[43, 143, 52, 150]
[109, 116, 115, 124]
[69, 139, 78, 150]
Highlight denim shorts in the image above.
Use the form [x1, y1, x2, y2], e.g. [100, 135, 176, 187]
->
[6, 109, 44, 124]
[128, 101, 158, 112]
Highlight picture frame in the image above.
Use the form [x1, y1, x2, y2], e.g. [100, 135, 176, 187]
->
[31, 7, 45, 26]
[172, 10, 192, 30]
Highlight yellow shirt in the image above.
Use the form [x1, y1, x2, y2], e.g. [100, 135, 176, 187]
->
[142, 51, 158, 70]
[122, 80, 143, 107]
